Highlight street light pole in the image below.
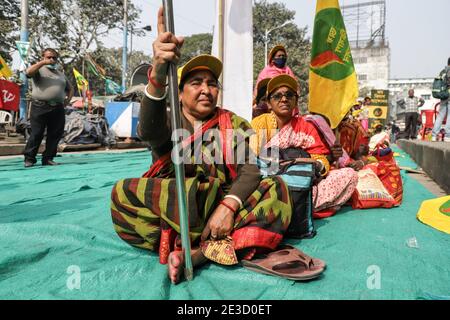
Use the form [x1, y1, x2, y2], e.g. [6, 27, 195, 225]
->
[264, 21, 293, 66]
[19, 0, 29, 119]
[130, 25, 152, 58]
[122, 0, 128, 93]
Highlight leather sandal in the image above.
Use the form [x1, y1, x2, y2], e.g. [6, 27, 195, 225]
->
[242, 245, 326, 281]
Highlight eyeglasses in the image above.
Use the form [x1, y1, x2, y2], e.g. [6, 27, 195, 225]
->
[270, 91, 297, 102]
[46, 56, 58, 60]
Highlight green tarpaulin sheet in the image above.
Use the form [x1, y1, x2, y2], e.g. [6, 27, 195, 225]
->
[0, 148, 449, 300]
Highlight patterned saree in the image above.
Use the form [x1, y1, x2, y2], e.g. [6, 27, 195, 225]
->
[251, 112, 358, 215]
[110, 109, 292, 264]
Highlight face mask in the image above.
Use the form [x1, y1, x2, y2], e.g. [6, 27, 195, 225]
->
[272, 57, 287, 68]
[47, 64, 59, 70]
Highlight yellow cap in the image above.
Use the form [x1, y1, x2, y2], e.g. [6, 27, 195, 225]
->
[268, 45, 287, 63]
[177, 54, 222, 86]
[266, 74, 298, 97]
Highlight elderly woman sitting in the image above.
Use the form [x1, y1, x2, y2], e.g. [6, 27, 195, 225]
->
[110, 8, 298, 284]
[251, 75, 358, 216]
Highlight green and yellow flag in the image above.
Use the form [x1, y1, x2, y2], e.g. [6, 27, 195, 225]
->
[0, 54, 13, 79]
[73, 68, 89, 92]
[309, 0, 359, 129]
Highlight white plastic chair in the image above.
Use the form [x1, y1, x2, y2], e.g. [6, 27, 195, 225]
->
[0, 110, 13, 137]
[0, 110, 12, 125]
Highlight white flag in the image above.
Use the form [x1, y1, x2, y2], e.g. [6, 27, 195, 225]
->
[212, 0, 253, 122]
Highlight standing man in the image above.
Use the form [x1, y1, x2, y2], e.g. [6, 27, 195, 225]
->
[432, 57, 450, 142]
[23, 48, 73, 167]
[397, 89, 425, 140]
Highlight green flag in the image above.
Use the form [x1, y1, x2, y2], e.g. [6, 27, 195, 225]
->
[87, 59, 100, 77]
[105, 79, 122, 95]
[86, 55, 106, 79]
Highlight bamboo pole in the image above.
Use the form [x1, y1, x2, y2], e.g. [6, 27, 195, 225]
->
[162, 0, 193, 281]
[218, 0, 224, 107]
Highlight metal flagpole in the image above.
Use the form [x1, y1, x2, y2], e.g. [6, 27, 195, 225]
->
[162, 0, 194, 281]
[19, 0, 29, 119]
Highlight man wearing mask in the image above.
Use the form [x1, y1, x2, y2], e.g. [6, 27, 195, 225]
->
[23, 48, 73, 167]
[397, 89, 425, 140]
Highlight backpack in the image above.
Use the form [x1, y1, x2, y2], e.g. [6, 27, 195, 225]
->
[432, 69, 450, 100]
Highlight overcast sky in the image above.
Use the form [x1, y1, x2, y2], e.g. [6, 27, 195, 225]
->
[112, 0, 450, 79]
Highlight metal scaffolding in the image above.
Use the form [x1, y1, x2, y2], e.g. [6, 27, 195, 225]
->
[341, 0, 387, 48]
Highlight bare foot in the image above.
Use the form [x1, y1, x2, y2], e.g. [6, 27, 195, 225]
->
[167, 247, 207, 284]
[168, 251, 184, 284]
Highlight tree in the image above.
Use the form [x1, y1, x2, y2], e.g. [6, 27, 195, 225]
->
[253, 0, 311, 109]
[178, 33, 213, 66]
[3, 0, 142, 95]
[67, 47, 152, 97]
[3, 0, 140, 69]
[0, 0, 20, 62]
[27, 0, 141, 66]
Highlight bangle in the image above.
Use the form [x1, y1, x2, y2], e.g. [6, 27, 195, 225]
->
[219, 200, 237, 214]
[224, 194, 243, 208]
[144, 84, 167, 101]
[311, 154, 330, 176]
[147, 65, 168, 89]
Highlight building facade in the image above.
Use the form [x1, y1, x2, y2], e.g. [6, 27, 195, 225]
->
[352, 41, 390, 92]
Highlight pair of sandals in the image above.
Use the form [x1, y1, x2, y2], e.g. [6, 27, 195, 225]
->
[242, 245, 326, 281]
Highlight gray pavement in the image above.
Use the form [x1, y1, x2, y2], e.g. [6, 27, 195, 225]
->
[407, 171, 447, 197]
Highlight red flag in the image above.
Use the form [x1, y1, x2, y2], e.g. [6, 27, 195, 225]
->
[0, 80, 20, 112]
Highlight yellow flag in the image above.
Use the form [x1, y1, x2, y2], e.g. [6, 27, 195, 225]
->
[0, 55, 13, 78]
[309, 0, 359, 129]
[73, 68, 89, 92]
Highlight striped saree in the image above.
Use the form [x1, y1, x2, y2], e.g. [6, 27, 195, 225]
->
[110, 109, 292, 264]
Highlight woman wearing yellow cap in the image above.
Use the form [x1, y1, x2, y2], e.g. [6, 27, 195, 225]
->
[251, 74, 358, 217]
[110, 8, 300, 284]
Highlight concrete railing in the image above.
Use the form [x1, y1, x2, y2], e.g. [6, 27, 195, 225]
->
[397, 139, 450, 194]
